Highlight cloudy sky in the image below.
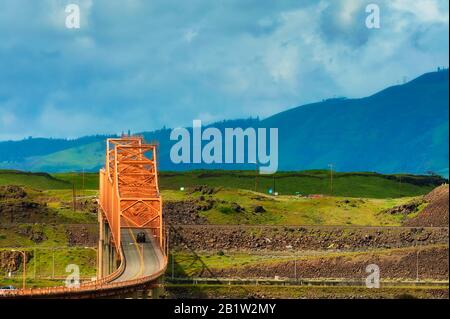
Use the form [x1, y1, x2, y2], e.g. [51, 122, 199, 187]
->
[0, 0, 448, 140]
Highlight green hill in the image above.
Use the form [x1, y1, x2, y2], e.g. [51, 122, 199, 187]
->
[0, 170, 70, 189]
[0, 142, 104, 173]
[261, 70, 449, 175]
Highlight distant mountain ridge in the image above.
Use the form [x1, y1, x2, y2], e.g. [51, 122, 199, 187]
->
[0, 70, 448, 176]
[261, 70, 449, 176]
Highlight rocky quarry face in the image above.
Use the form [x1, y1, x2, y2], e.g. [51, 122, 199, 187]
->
[404, 184, 449, 227]
[16, 225, 48, 243]
[164, 200, 211, 225]
[66, 225, 99, 246]
[0, 250, 32, 273]
[170, 225, 448, 252]
[0, 185, 27, 200]
[0, 185, 58, 224]
[205, 245, 449, 280]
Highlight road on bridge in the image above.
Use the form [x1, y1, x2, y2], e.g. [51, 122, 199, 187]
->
[113, 229, 164, 283]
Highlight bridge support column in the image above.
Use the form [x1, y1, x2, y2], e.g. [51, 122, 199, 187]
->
[106, 229, 113, 275]
[109, 242, 116, 274]
[149, 285, 162, 299]
[98, 210, 117, 277]
[141, 279, 164, 299]
[97, 209, 105, 279]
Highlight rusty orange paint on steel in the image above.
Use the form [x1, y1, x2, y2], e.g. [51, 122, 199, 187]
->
[99, 136, 164, 252]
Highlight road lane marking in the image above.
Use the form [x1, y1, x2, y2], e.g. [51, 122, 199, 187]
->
[126, 227, 145, 279]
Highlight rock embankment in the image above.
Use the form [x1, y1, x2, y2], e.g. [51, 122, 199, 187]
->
[206, 245, 449, 280]
[0, 250, 32, 273]
[170, 225, 448, 252]
[164, 200, 210, 225]
[404, 184, 449, 227]
[0, 185, 58, 224]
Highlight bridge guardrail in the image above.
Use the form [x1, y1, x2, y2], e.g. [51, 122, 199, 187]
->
[0, 244, 167, 298]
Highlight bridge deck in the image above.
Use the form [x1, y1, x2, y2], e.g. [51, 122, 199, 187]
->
[113, 229, 163, 283]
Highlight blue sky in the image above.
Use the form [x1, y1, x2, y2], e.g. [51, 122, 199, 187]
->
[0, 0, 448, 140]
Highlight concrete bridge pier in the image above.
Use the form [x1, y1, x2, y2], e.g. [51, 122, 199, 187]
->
[143, 278, 164, 299]
[98, 210, 118, 278]
[132, 284, 163, 299]
[147, 284, 163, 299]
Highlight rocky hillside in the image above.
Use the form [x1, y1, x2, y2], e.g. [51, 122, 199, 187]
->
[169, 225, 448, 252]
[404, 184, 449, 227]
[0, 185, 59, 224]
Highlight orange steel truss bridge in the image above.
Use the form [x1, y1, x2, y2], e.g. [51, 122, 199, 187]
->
[1, 137, 167, 298]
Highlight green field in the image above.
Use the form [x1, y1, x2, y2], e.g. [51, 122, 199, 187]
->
[0, 170, 71, 189]
[52, 172, 100, 190]
[1, 169, 445, 198]
[164, 187, 416, 225]
[0, 247, 97, 288]
[170, 251, 299, 278]
[0, 168, 441, 227]
[158, 170, 445, 198]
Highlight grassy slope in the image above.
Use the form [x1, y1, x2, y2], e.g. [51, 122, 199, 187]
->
[24, 142, 104, 172]
[51, 173, 99, 190]
[0, 171, 70, 189]
[0, 174, 98, 286]
[0, 169, 437, 226]
[0, 225, 67, 247]
[159, 170, 442, 198]
[0, 247, 97, 288]
[165, 187, 416, 225]
[1, 169, 442, 198]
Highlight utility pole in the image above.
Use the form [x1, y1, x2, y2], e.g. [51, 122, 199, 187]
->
[22, 251, 26, 289]
[171, 253, 175, 280]
[52, 248, 55, 279]
[254, 163, 259, 192]
[328, 164, 333, 195]
[72, 182, 76, 211]
[82, 168, 85, 197]
[33, 248, 36, 279]
[294, 259, 297, 281]
[273, 174, 276, 194]
[416, 249, 419, 282]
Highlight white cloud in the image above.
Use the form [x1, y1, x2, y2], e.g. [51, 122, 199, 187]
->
[0, 111, 15, 126]
[183, 29, 199, 43]
[390, 0, 449, 23]
[338, 0, 362, 25]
